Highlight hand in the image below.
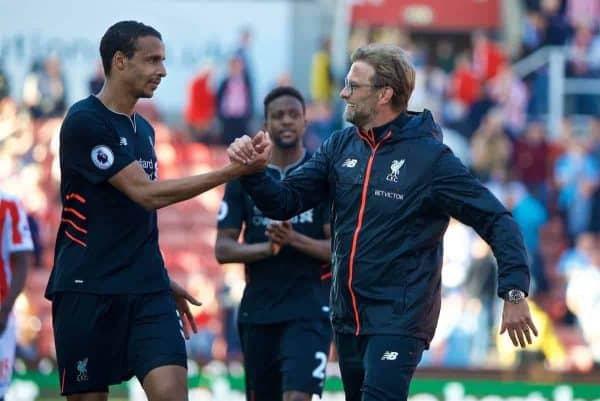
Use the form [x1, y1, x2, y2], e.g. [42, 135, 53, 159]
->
[266, 221, 296, 246]
[499, 299, 538, 348]
[227, 131, 272, 172]
[170, 279, 202, 340]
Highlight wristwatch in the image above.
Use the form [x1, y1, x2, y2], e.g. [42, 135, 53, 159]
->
[504, 289, 526, 304]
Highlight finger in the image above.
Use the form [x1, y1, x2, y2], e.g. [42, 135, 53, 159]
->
[177, 309, 190, 340]
[251, 131, 265, 145]
[522, 325, 532, 345]
[507, 328, 518, 347]
[254, 132, 271, 153]
[227, 148, 247, 164]
[242, 142, 255, 160]
[186, 308, 198, 334]
[527, 318, 539, 337]
[515, 327, 526, 348]
[270, 233, 285, 244]
[185, 292, 203, 306]
[233, 137, 254, 161]
[230, 143, 250, 164]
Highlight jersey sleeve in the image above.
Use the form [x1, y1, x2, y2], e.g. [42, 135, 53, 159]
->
[60, 111, 136, 184]
[3, 197, 34, 253]
[217, 180, 245, 230]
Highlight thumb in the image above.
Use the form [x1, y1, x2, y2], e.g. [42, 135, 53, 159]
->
[256, 136, 271, 153]
[252, 131, 265, 145]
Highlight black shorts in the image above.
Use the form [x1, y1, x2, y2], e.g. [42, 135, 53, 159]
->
[238, 318, 332, 399]
[335, 332, 426, 401]
[52, 291, 187, 395]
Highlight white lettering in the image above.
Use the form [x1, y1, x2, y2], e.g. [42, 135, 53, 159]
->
[374, 189, 404, 200]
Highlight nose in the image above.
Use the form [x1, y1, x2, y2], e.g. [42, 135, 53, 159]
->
[282, 113, 294, 125]
[340, 86, 350, 99]
[158, 62, 167, 78]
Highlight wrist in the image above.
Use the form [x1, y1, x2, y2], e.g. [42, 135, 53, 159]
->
[503, 289, 526, 304]
[224, 163, 247, 180]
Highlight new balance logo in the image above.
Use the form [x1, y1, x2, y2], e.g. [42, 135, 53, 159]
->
[342, 158, 358, 168]
[381, 351, 398, 361]
[119, 137, 128, 146]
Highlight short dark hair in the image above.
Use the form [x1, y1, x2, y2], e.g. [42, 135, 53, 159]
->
[263, 86, 305, 118]
[100, 21, 162, 76]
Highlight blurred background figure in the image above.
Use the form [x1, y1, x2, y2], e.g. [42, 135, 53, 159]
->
[184, 61, 217, 144]
[216, 56, 253, 145]
[22, 56, 67, 119]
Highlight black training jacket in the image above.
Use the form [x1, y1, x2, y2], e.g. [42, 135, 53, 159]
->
[241, 110, 529, 344]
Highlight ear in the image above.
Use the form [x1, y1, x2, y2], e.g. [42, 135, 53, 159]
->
[113, 51, 127, 72]
[378, 87, 394, 106]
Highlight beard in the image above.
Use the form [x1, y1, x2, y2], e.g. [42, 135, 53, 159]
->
[344, 102, 376, 129]
[272, 135, 299, 149]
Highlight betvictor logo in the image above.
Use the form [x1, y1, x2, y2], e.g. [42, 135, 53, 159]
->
[374, 189, 404, 200]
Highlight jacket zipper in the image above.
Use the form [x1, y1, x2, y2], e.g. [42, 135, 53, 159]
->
[348, 129, 392, 335]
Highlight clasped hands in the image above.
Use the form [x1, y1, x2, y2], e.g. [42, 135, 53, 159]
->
[228, 131, 272, 172]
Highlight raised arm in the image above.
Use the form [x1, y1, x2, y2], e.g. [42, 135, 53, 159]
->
[109, 162, 250, 211]
[229, 133, 332, 220]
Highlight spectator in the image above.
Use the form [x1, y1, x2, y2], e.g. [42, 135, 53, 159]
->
[216, 56, 253, 145]
[512, 120, 551, 203]
[554, 135, 599, 238]
[310, 37, 334, 104]
[470, 109, 512, 181]
[184, 62, 217, 143]
[22, 56, 67, 119]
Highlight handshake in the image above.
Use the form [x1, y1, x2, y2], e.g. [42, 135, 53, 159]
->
[227, 131, 272, 174]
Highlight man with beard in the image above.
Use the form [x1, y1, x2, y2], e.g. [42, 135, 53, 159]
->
[226, 44, 538, 401]
[215, 86, 332, 401]
[45, 21, 267, 401]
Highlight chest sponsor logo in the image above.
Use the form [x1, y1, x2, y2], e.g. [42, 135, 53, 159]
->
[386, 159, 405, 182]
[374, 189, 404, 200]
[90, 145, 114, 170]
[138, 158, 158, 181]
[342, 158, 357, 168]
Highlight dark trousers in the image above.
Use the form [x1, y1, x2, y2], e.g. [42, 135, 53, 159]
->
[335, 332, 426, 401]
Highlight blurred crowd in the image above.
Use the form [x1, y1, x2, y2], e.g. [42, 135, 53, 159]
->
[1, 0, 599, 380]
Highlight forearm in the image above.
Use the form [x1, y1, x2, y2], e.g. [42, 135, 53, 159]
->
[215, 240, 274, 264]
[149, 164, 246, 210]
[289, 234, 331, 263]
[241, 172, 317, 220]
[486, 214, 530, 297]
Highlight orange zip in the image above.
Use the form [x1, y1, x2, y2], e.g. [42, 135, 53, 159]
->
[347, 129, 392, 335]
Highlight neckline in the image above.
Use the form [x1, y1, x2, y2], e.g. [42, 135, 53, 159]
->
[92, 95, 137, 132]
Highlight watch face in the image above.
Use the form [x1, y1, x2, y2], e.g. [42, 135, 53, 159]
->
[509, 290, 524, 303]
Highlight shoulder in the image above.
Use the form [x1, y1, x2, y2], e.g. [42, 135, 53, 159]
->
[62, 103, 109, 134]
[318, 126, 355, 154]
[135, 114, 154, 135]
